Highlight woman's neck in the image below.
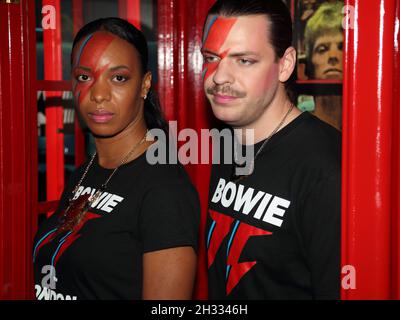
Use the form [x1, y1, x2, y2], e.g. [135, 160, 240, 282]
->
[94, 117, 150, 169]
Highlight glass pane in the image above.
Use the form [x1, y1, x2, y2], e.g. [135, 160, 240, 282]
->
[37, 0, 159, 208]
[37, 90, 93, 203]
[36, 0, 157, 81]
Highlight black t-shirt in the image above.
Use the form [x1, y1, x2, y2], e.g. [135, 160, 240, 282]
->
[33, 146, 200, 300]
[207, 112, 341, 300]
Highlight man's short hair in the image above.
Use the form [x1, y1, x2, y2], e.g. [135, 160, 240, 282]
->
[304, 1, 344, 76]
[206, 0, 293, 60]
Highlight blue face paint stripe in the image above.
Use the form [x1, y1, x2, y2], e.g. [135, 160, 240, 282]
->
[207, 220, 216, 249]
[202, 68, 208, 81]
[226, 220, 240, 256]
[33, 228, 57, 262]
[74, 33, 94, 68]
[203, 15, 218, 44]
[74, 91, 81, 106]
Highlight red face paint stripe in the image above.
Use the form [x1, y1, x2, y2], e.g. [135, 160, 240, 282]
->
[77, 63, 110, 105]
[73, 32, 115, 104]
[203, 17, 237, 81]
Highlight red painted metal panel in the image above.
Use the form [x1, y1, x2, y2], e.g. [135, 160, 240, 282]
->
[36, 80, 71, 91]
[42, 0, 64, 204]
[119, 0, 141, 30]
[0, 0, 38, 299]
[37, 200, 59, 214]
[342, 0, 397, 299]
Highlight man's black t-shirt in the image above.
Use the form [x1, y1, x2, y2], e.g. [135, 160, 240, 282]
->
[207, 112, 341, 299]
[33, 146, 200, 300]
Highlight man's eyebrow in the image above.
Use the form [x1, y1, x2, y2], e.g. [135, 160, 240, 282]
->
[201, 48, 219, 56]
[228, 51, 260, 58]
[201, 49, 260, 58]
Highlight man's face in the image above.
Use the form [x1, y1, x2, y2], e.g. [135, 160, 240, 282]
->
[311, 31, 343, 79]
[202, 15, 281, 128]
[72, 32, 148, 138]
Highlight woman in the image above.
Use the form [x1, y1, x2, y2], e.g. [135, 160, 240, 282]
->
[33, 17, 200, 300]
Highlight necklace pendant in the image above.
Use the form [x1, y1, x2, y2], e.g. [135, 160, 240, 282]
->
[56, 194, 91, 235]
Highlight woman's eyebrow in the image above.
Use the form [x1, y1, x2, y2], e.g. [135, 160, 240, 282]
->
[109, 65, 131, 71]
[73, 66, 92, 72]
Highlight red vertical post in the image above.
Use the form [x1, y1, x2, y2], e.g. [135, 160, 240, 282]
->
[72, 0, 86, 167]
[0, 0, 38, 299]
[342, 0, 397, 299]
[158, 0, 177, 121]
[118, 0, 141, 30]
[42, 0, 64, 204]
[157, 0, 216, 299]
[392, 0, 400, 300]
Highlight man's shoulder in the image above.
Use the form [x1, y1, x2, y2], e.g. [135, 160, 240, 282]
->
[288, 112, 341, 171]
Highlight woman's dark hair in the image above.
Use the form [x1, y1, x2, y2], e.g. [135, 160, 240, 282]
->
[207, 0, 296, 103]
[72, 17, 168, 132]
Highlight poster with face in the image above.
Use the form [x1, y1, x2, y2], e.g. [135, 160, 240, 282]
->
[295, 0, 344, 80]
[294, 0, 344, 131]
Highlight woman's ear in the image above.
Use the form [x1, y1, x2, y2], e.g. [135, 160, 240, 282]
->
[278, 47, 297, 83]
[142, 72, 152, 98]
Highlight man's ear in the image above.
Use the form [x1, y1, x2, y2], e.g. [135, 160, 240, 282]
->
[141, 71, 152, 97]
[278, 47, 296, 83]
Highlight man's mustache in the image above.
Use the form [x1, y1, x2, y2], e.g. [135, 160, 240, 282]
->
[206, 85, 246, 98]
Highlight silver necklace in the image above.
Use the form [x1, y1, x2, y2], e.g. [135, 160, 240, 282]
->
[55, 130, 148, 236]
[231, 104, 295, 182]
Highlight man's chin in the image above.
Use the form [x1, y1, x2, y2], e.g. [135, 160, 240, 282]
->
[212, 110, 247, 128]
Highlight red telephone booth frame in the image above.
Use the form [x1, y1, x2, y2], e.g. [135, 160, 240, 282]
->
[0, 0, 399, 299]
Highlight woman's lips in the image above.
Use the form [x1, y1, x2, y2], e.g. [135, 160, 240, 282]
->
[213, 94, 238, 105]
[88, 110, 114, 123]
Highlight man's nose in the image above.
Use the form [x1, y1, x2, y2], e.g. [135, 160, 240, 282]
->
[212, 59, 234, 86]
[328, 48, 342, 65]
[90, 78, 111, 104]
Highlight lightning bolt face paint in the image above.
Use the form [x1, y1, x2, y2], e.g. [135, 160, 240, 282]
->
[201, 15, 284, 129]
[72, 32, 115, 105]
[202, 16, 238, 81]
[71, 31, 147, 138]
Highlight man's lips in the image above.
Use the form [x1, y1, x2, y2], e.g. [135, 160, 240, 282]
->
[88, 110, 114, 123]
[324, 68, 342, 74]
[212, 94, 238, 104]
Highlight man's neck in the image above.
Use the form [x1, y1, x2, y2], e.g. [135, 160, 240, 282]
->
[234, 92, 302, 145]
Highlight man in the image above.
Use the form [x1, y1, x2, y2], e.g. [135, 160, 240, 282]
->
[202, 0, 341, 299]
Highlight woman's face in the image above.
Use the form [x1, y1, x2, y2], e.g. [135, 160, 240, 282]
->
[311, 31, 343, 79]
[71, 31, 151, 138]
